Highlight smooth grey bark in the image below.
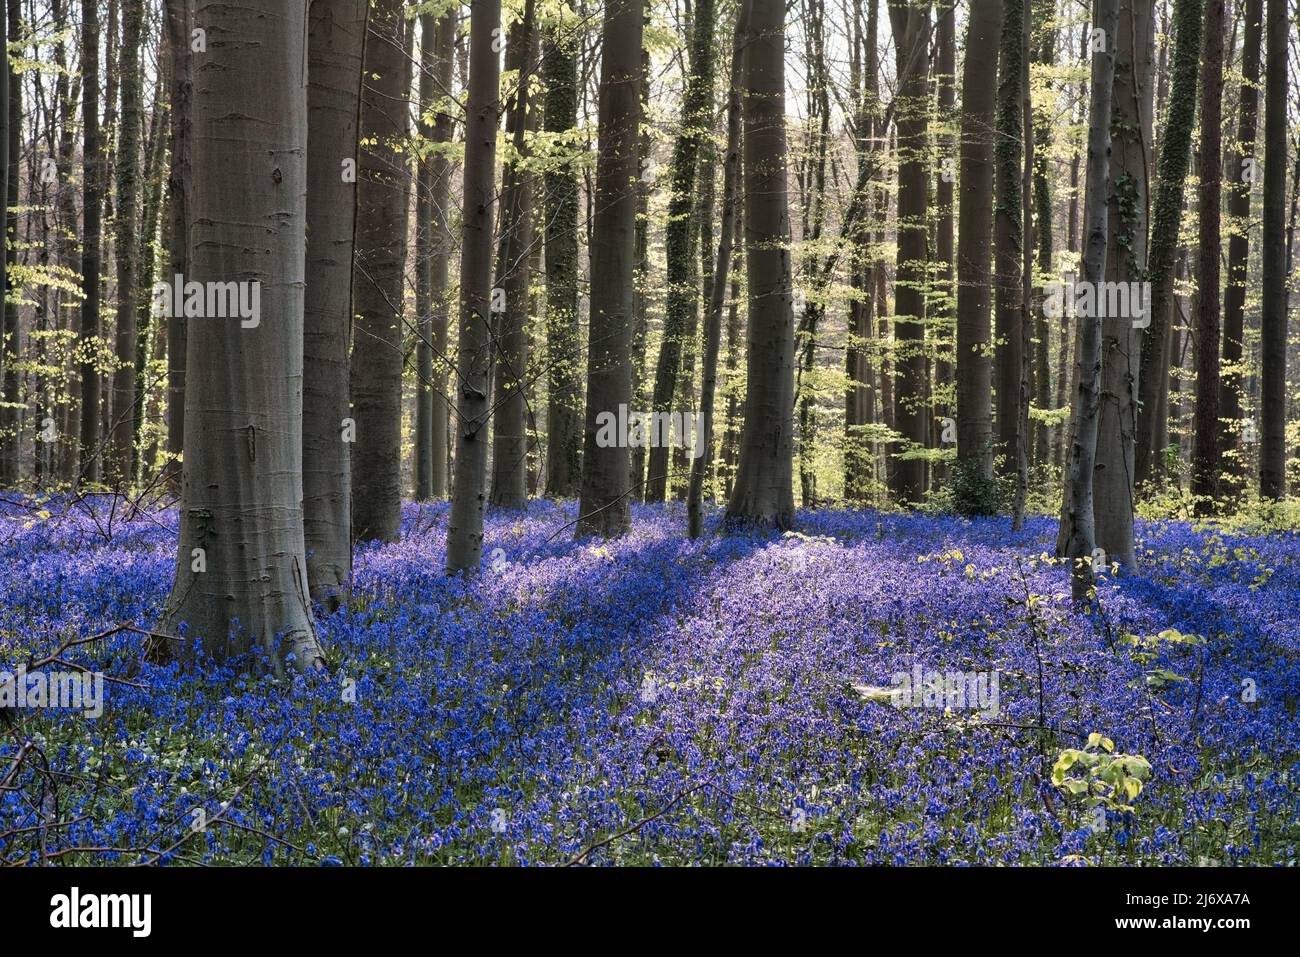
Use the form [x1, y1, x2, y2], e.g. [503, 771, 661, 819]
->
[1258, 0, 1287, 498]
[1094, 0, 1152, 573]
[932, 1, 955, 487]
[161, 0, 324, 673]
[688, 4, 744, 538]
[106, 0, 143, 485]
[446, 0, 503, 573]
[575, 0, 642, 537]
[490, 0, 538, 509]
[303, 0, 366, 606]
[163, 0, 191, 490]
[542, 16, 582, 498]
[415, 10, 455, 501]
[1065, 0, 1119, 603]
[954, 0, 1003, 510]
[77, 0, 101, 485]
[725, 0, 796, 528]
[350, 0, 412, 543]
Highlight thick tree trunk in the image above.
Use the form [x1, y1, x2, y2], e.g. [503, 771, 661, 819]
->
[645, 0, 714, 503]
[1190, 0, 1225, 513]
[446, 0, 503, 573]
[351, 1, 412, 543]
[725, 0, 796, 527]
[1065, 0, 1120, 602]
[161, 0, 324, 673]
[490, 0, 538, 510]
[303, 0, 366, 606]
[1258, 0, 1288, 499]
[954, 0, 1002, 511]
[575, 0, 642, 538]
[1094, 0, 1152, 573]
[106, 0, 144, 486]
[543, 14, 583, 498]
[887, 1, 931, 506]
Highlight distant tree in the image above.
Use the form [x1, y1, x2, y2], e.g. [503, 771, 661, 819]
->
[1258, 0, 1288, 499]
[1190, 0, 1226, 514]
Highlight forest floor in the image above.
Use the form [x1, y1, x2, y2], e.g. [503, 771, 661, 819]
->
[1, 497, 1297, 865]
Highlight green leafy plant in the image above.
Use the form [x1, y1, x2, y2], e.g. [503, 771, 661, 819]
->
[1051, 734, 1153, 814]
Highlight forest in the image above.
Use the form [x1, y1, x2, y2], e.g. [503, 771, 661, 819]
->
[0, 0, 1297, 873]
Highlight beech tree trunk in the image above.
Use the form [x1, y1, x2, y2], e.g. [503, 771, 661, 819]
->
[74, 0, 102, 485]
[725, 0, 796, 527]
[645, 0, 715, 503]
[1065, 0, 1120, 602]
[688, 4, 744, 538]
[162, 0, 324, 673]
[954, 0, 1002, 511]
[575, 0, 642, 538]
[446, 0, 504, 573]
[543, 13, 583, 498]
[106, 0, 144, 485]
[887, 0, 931, 506]
[351, 1, 412, 543]
[303, 0, 367, 605]
[162, 0, 191, 490]
[490, 0, 538, 509]
[1258, 0, 1288, 499]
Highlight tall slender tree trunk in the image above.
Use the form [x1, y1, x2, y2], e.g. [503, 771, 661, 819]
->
[954, 0, 1002, 511]
[425, 11, 456, 500]
[351, 1, 412, 543]
[887, 0, 931, 506]
[1134, 0, 1202, 484]
[106, 0, 144, 486]
[77, 0, 101, 485]
[1220, 0, 1262, 491]
[162, 0, 190, 490]
[490, 0, 538, 509]
[446, 0, 504, 573]
[1031, 7, 1054, 471]
[1065, 0, 1120, 602]
[575, 0, 642, 537]
[689, 4, 745, 538]
[645, 0, 714, 502]
[162, 0, 324, 673]
[726, 0, 796, 527]
[303, 0, 366, 606]
[543, 12, 582, 498]
[932, 2, 955, 487]
[1190, 0, 1225, 514]
[1094, 0, 1152, 573]
[1258, 0, 1288, 499]
[1, 0, 21, 486]
[993, 0, 1025, 479]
